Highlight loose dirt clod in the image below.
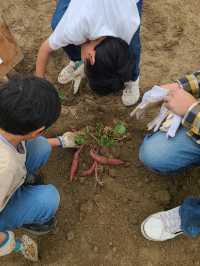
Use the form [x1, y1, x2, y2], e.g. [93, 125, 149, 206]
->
[67, 231, 74, 241]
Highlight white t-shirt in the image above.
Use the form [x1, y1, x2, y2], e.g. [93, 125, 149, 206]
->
[49, 0, 141, 50]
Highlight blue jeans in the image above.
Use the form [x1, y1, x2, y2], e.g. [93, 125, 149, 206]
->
[139, 127, 200, 173]
[51, 0, 143, 81]
[129, 0, 143, 81]
[0, 137, 60, 231]
[139, 127, 200, 237]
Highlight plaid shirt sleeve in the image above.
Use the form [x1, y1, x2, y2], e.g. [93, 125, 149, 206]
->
[182, 101, 200, 143]
[177, 70, 200, 98]
[177, 71, 200, 143]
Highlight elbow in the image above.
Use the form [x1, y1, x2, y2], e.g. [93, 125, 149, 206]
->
[39, 39, 53, 55]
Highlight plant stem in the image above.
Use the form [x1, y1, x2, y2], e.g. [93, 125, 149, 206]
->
[88, 132, 98, 142]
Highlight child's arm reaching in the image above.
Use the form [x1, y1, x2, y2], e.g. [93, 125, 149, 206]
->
[35, 39, 53, 78]
[48, 131, 80, 148]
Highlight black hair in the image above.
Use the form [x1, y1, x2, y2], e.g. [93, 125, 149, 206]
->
[0, 75, 61, 135]
[85, 36, 133, 95]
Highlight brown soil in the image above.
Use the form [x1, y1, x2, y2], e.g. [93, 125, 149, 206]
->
[1, 0, 200, 265]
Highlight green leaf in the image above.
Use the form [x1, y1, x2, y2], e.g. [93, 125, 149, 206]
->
[96, 123, 104, 138]
[114, 122, 127, 135]
[99, 135, 115, 147]
[75, 134, 86, 145]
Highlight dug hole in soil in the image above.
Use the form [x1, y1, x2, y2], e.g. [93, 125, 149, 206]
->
[1, 0, 200, 265]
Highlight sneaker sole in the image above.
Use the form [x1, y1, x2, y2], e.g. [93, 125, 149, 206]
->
[22, 219, 57, 236]
[21, 227, 53, 236]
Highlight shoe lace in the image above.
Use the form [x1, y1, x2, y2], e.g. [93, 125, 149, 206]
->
[160, 207, 182, 234]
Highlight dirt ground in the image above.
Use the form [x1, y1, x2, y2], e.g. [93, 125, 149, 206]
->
[1, 0, 200, 265]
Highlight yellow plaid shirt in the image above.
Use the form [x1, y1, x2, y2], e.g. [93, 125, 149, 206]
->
[178, 71, 200, 143]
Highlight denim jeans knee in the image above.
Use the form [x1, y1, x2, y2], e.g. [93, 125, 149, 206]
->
[139, 127, 200, 174]
[26, 137, 52, 175]
[139, 137, 166, 173]
[36, 184, 60, 220]
[0, 184, 60, 231]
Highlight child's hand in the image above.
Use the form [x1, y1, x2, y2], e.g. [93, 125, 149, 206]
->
[81, 37, 105, 65]
[81, 41, 96, 65]
[164, 87, 197, 116]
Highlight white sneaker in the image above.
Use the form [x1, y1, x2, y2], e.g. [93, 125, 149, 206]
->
[121, 77, 140, 106]
[58, 60, 83, 84]
[141, 206, 183, 241]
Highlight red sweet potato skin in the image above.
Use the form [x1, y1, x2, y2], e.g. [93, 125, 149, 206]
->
[90, 149, 124, 165]
[70, 146, 84, 181]
[81, 161, 97, 176]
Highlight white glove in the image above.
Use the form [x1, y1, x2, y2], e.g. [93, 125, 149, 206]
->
[0, 57, 3, 65]
[147, 104, 170, 132]
[130, 85, 168, 119]
[160, 112, 182, 138]
[58, 131, 78, 148]
[147, 105, 182, 138]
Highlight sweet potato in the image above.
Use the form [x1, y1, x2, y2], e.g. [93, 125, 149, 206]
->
[90, 149, 124, 165]
[70, 145, 84, 181]
[81, 161, 97, 176]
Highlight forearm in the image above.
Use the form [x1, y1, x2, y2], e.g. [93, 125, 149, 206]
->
[177, 71, 200, 98]
[47, 132, 79, 148]
[48, 138, 61, 148]
[35, 40, 52, 78]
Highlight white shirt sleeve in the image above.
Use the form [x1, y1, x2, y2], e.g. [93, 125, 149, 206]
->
[48, 3, 89, 50]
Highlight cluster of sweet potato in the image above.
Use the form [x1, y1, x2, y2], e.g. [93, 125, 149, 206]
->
[69, 123, 127, 184]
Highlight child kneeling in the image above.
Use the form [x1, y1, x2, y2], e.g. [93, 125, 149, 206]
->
[0, 75, 77, 258]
